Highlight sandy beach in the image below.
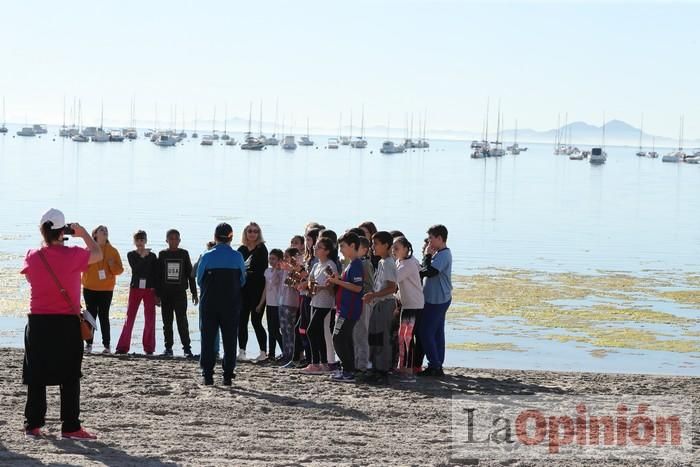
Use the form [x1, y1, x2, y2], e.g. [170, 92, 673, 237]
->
[0, 347, 697, 466]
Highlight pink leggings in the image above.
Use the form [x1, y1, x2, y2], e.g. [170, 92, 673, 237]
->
[116, 288, 156, 353]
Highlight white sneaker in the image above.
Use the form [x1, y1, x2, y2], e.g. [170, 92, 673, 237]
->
[237, 349, 247, 361]
[85, 344, 92, 353]
[102, 347, 111, 354]
[254, 351, 268, 363]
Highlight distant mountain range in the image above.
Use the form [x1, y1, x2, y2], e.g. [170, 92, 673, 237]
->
[420, 119, 696, 148]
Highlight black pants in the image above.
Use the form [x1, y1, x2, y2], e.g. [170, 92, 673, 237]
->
[83, 289, 113, 347]
[332, 316, 357, 373]
[161, 291, 191, 352]
[308, 307, 331, 364]
[25, 380, 81, 432]
[266, 305, 282, 358]
[294, 296, 311, 361]
[200, 307, 239, 379]
[239, 297, 267, 352]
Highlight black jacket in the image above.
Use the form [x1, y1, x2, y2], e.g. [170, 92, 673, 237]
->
[127, 250, 159, 290]
[156, 248, 197, 297]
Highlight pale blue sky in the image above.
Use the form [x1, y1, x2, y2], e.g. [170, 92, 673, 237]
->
[1, 0, 698, 137]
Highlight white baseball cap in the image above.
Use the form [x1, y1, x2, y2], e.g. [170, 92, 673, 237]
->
[40, 208, 66, 230]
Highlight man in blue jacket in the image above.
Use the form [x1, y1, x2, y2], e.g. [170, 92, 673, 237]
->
[196, 223, 246, 386]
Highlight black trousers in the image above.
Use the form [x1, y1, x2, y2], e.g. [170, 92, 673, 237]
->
[200, 307, 239, 379]
[25, 380, 81, 432]
[83, 289, 113, 347]
[308, 307, 331, 364]
[266, 305, 282, 358]
[239, 296, 267, 352]
[332, 316, 357, 373]
[294, 296, 311, 361]
[161, 291, 191, 351]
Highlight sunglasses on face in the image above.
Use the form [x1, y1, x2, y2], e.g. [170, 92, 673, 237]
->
[247, 229, 260, 234]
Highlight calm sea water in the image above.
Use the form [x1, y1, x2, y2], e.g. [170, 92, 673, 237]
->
[1, 127, 698, 374]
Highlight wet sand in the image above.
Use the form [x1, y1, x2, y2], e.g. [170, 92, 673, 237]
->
[0, 347, 697, 466]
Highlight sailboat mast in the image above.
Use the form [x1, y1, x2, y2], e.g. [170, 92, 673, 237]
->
[274, 98, 279, 136]
[639, 113, 644, 152]
[224, 104, 228, 135]
[360, 105, 365, 139]
[259, 100, 263, 136]
[485, 98, 490, 142]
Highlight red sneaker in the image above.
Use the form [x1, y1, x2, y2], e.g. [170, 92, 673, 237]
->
[25, 427, 44, 438]
[62, 428, 97, 440]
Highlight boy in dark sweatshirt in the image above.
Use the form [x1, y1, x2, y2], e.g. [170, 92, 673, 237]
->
[157, 229, 198, 357]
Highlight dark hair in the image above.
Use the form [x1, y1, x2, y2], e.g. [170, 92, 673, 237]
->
[393, 236, 414, 259]
[316, 237, 334, 254]
[41, 222, 62, 244]
[348, 227, 366, 237]
[427, 224, 448, 242]
[290, 235, 304, 246]
[358, 236, 370, 250]
[133, 230, 147, 241]
[284, 247, 300, 258]
[319, 229, 336, 242]
[304, 228, 321, 262]
[319, 230, 339, 262]
[206, 241, 216, 249]
[389, 230, 404, 239]
[269, 248, 283, 260]
[338, 232, 361, 250]
[358, 221, 377, 238]
[372, 231, 393, 247]
[166, 229, 180, 238]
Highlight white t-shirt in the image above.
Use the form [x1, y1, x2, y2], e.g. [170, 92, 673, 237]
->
[395, 257, 425, 309]
[309, 259, 337, 308]
[373, 256, 398, 302]
[264, 268, 283, 307]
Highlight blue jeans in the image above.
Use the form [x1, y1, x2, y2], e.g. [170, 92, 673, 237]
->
[418, 300, 451, 369]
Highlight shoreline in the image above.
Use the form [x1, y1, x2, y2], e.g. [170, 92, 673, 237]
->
[0, 348, 697, 466]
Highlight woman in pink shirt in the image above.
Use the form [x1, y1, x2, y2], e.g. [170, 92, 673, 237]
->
[21, 208, 102, 440]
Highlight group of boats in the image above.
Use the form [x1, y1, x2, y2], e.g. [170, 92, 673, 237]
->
[470, 101, 528, 158]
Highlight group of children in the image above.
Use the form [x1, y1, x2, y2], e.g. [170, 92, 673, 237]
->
[256, 221, 453, 384]
[81, 220, 453, 385]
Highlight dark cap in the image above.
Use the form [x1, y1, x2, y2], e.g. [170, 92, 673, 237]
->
[214, 222, 233, 241]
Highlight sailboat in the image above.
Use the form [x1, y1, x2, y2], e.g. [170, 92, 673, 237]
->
[647, 137, 658, 158]
[0, 97, 8, 134]
[414, 110, 430, 149]
[124, 98, 138, 139]
[299, 118, 314, 146]
[635, 114, 647, 157]
[92, 102, 110, 142]
[241, 102, 264, 150]
[221, 104, 230, 141]
[58, 97, 70, 137]
[72, 100, 89, 142]
[589, 114, 607, 165]
[380, 115, 405, 154]
[487, 102, 505, 157]
[472, 99, 491, 158]
[191, 109, 199, 138]
[662, 116, 685, 163]
[507, 119, 523, 154]
[340, 111, 351, 145]
[350, 106, 367, 148]
[210, 107, 219, 140]
[265, 99, 279, 145]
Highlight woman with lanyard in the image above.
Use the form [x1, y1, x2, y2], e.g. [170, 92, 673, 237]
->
[237, 222, 269, 362]
[81, 225, 124, 354]
[21, 208, 102, 439]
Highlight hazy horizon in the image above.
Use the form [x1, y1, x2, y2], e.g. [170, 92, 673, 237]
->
[2, 1, 699, 138]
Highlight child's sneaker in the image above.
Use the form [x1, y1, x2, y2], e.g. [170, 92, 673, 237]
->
[62, 428, 97, 440]
[301, 364, 323, 375]
[161, 348, 174, 357]
[331, 371, 355, 383]
[253, 351, 268, 363]
[84, 344, 92, 354]
[237, 349, 247, 361]
[25, 427, 44, 438]
[101, 347, 111, 354]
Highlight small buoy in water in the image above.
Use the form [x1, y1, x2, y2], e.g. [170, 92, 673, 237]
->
[53, 138, 56, 141]
[370, 151, 373, 154]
